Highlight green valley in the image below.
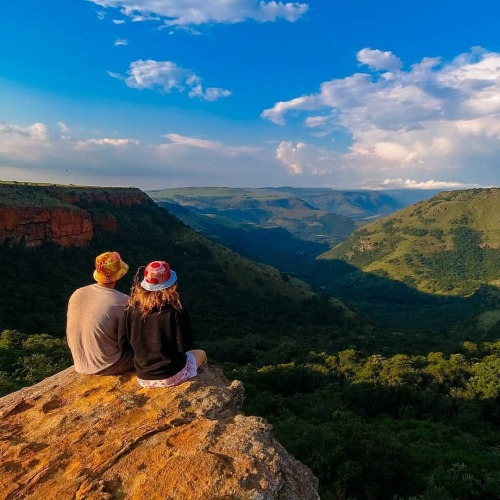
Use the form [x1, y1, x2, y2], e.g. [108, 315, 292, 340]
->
[147, 186, 409, 276]
[0, 182, 499, 499]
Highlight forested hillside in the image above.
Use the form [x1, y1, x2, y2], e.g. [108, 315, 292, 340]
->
[323, 188, 500, 296]
[147, 186, 411, 282]
[0, 182, 499, 499]
[307, 188, 500, 334]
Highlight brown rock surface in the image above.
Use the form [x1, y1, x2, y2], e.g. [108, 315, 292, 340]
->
[0, 183, 151, 247]
[0, 206, 93, 247]
[0, 365, 319, 500]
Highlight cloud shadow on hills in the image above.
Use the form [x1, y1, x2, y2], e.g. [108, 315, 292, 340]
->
[298, 258, 491, 333]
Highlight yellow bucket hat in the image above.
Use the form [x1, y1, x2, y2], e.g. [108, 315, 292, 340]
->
[93, 251, 129, 284]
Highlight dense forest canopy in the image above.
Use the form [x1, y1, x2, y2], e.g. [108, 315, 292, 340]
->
[0, 183, 499, 499]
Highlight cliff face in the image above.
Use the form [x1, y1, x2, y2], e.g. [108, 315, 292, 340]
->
[0, 365, 319, 499]
[0, 206, 93, 247]
[0, 183, 150, 248]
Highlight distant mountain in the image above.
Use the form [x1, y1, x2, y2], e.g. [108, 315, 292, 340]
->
[148, 186, 408, 223]
[147, 187, 413, 270]
[321, 188, 500, 296]
[147, 187, 358, 270]
[283, 188, 406, 220]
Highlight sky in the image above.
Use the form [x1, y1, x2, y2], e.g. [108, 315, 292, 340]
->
[1, 1, 500, 191]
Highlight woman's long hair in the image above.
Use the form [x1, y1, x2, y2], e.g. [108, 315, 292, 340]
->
[128, 280, 183, 318]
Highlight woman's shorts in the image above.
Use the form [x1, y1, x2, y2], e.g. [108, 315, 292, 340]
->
[137, 352, 198, 388]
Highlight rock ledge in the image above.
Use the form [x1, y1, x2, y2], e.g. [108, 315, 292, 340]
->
[0, 365, 318, 499]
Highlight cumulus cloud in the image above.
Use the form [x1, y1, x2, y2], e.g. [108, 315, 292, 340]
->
[275, 140, 341, 177]
[261, 95, 319, 125]
[357, 48, 402, 71]
[114, 38, 128, 46]
[0, 122, 53, 162]
[276, 141, 306, 173]
[262, 47, 500, 187]
[117, 59, 231, 101]
[87, 0, 308, 27]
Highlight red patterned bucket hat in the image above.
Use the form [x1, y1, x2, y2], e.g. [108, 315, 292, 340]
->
[141, 261, 177, 291]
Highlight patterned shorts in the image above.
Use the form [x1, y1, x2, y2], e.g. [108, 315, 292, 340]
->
[137, 352, 198, 388]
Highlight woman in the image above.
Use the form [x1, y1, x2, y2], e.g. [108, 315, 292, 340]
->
[119, 260, 207, 388]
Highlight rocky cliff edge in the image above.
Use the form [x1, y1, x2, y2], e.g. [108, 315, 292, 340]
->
[0, 365, 319, 499]
[0, 183, 150, 247]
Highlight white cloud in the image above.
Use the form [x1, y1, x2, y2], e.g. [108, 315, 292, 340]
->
[74, 138, 139, 149]
[188, 83, 232, 101]
[275, 140, 341, 177]
[58, 122, 70, 135]
[378, 178, 482, 189]
[357, 48, 402, 71]
[305, 115, 330, 128]
[107, 71, 123, 80]
[164, 133, 222, 150]
[114, 38, 128, 46]
[118, 59, 232, 101]
[276, 141, 305, 173]
[0, 122, 53, 162]
[261, 95, 319, 124]
[262, 47, 500, 187]
[88, 0, 308, 27]
[163, 133, 262, 155]
[0, 121, 285, 188]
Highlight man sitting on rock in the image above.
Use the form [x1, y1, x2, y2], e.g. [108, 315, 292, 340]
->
[66, 251, 134, 375]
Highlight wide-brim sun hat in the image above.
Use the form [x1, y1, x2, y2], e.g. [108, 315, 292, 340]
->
[141, 260, 177, 291]
[93, 251, 129, 284]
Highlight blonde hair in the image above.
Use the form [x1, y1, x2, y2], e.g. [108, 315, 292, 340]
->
[128, 281, 183, 318]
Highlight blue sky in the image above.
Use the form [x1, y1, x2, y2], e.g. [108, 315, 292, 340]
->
[1, 1, 500, 190]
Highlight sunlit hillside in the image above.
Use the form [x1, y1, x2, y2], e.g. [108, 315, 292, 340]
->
[321, 188, 500, 296]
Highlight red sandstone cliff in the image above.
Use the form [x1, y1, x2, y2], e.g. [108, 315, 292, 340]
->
[0, 206, 93, 247]
[0, 183, 150, 248]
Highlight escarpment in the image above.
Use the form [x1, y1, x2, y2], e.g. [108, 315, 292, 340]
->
[0, 206, 94, 247]
[0, 365, 319, 499]
[0, 182, 151, 247]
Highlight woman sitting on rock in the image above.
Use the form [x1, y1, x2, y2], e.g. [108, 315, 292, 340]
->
[119, 260, 207, 388]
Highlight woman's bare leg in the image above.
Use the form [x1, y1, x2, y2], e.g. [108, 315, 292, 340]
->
[189, 349, 207, 368]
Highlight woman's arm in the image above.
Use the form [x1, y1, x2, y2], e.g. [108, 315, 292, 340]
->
[175, 307, 194, 353]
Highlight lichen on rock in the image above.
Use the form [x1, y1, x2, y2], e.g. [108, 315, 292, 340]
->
[0, 365, 319, 499]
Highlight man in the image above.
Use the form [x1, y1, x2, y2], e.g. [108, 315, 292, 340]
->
[67, 251, 134, 375]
